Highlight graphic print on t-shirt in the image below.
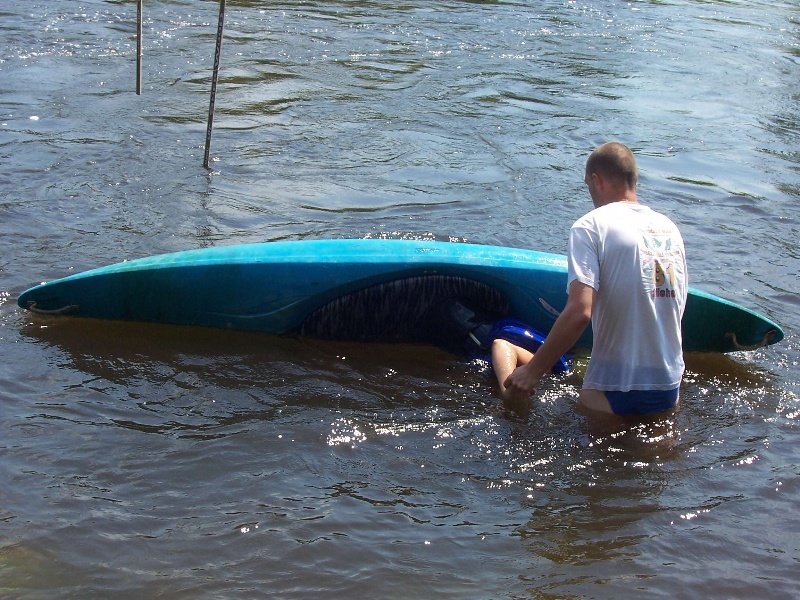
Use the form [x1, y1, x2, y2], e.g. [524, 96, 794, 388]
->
[640, 228, 682, 299]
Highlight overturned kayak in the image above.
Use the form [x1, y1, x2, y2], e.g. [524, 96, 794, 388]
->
[17, 239, 783, 354]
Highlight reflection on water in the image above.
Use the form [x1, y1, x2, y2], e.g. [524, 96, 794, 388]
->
[0, 542, 75, 597]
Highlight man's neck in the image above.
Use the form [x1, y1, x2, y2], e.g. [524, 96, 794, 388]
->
[595, 193, 639, 208]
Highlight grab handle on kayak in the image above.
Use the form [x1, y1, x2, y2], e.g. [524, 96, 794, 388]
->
[725, 329, 777, 352]
[26, 301, 79, 315]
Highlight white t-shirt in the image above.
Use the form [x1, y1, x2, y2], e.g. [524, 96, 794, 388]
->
[568, 202, 687, 392]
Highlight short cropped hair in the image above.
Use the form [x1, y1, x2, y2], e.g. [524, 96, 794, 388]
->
[586, 142, 638, 189]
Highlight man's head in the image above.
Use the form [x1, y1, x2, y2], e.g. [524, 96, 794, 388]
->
[584, 142, 638, 207]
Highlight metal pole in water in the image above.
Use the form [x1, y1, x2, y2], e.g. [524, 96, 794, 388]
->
[136, 0, 143, 95]
[203, 0, 226, 169]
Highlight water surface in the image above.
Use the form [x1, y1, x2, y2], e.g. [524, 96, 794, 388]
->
[1, 1, 799, 598]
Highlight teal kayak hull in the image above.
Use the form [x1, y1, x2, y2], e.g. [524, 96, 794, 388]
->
[18, 239, 783, 353]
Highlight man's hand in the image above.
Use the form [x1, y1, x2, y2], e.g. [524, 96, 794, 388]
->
[503, 362, 545, 401]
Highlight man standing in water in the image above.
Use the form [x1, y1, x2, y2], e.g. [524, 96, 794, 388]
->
[493, 142, 687, 416]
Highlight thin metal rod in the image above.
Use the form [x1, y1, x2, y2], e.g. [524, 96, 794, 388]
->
[204, 0, 226, 169]
[136, 0, 143, 95]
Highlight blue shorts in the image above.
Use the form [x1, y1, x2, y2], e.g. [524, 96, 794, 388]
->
[604, 388, 680, 416]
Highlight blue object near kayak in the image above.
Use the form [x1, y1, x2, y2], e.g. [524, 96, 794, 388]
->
[484, 318, 571, 374]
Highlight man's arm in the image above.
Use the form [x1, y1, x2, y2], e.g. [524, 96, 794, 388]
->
[503, 280, 595, 399]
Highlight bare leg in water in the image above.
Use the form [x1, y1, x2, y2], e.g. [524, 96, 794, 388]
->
[491, 338, 534, 413]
